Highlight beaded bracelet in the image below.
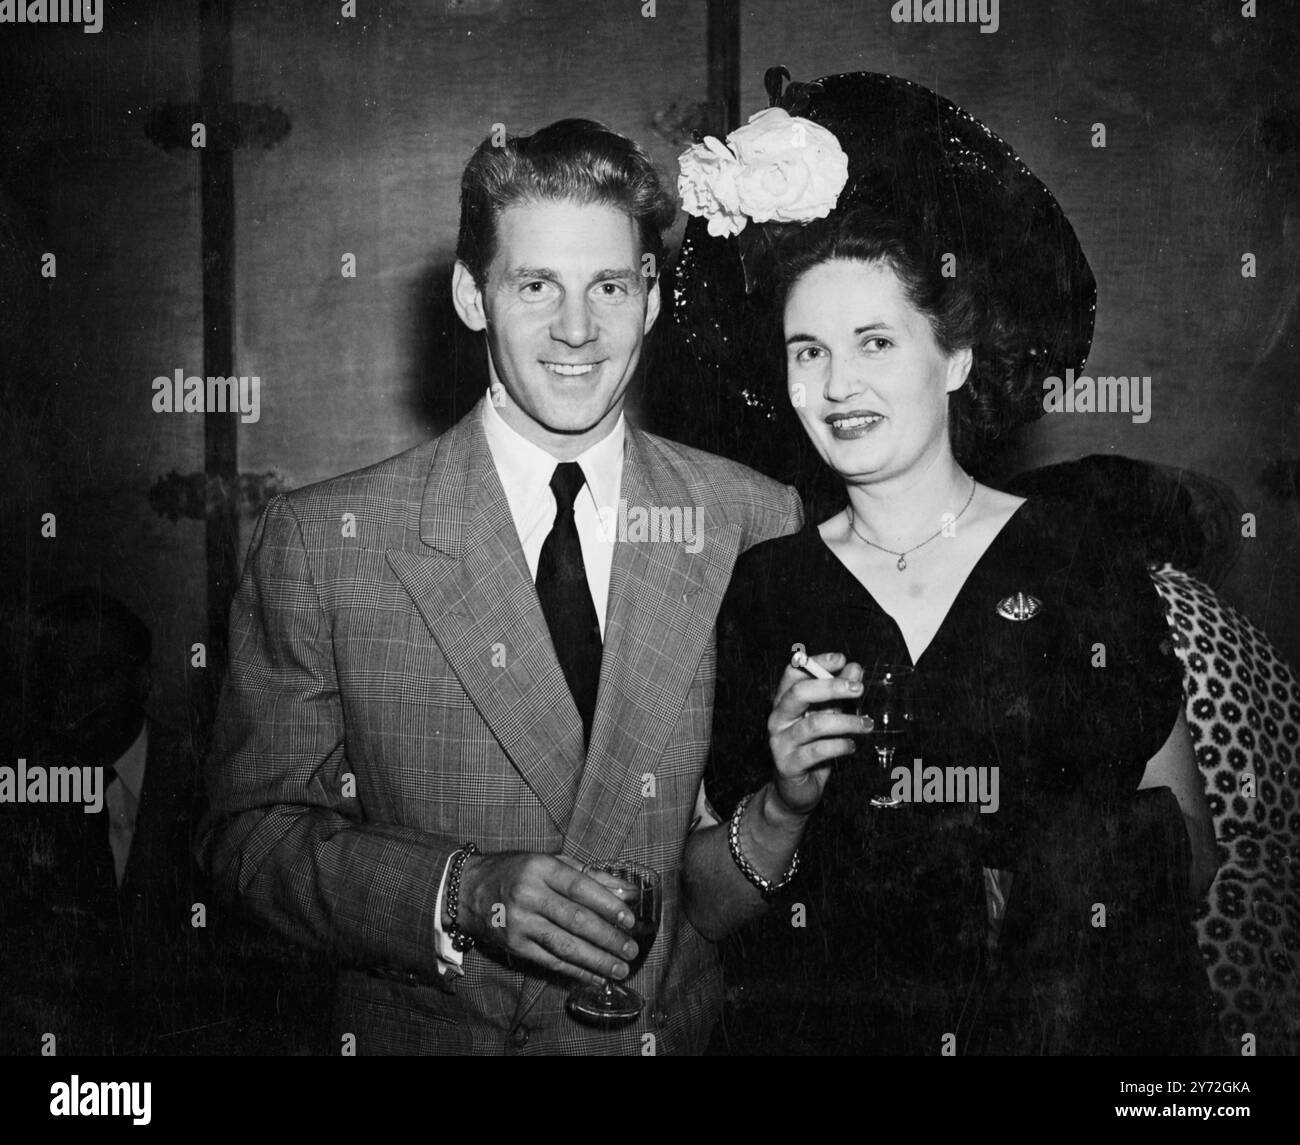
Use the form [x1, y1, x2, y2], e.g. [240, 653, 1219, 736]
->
[445, 842, 479, 953]
[727, 790, 800, 899]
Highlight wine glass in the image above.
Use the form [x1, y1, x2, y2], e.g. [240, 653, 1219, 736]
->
[565, 861, 662, 1026]
[855, 664, 917, 808]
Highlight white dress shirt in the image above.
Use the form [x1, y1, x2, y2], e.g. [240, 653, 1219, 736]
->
[432, 393, 714, 977]
[480, 388, 624, 636]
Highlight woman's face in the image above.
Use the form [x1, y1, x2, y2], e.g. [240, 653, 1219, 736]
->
[784, 258, 971, 486]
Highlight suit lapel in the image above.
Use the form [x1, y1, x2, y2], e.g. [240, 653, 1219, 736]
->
[386, 401, 585, 831]
[564, 428, 742, 862]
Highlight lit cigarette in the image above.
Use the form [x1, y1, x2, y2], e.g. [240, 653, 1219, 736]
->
[791, 645, 835, 679]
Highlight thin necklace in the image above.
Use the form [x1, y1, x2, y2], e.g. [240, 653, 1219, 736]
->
[846, 476, 977, 572]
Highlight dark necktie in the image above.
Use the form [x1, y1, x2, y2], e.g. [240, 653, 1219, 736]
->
[101, 762, 120, 879]
[102, 763, 118, 827]
[65, 759, 117, 899]
[535, 462, 603, 744]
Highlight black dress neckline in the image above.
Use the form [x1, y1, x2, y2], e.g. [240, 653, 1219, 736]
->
[807, 498, 1032, 670]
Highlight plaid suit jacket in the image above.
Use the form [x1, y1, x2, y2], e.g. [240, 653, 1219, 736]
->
[200, 398, 801, 1054]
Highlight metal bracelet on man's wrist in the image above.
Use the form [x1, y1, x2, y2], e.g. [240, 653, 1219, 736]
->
[445, 842, 479, 953]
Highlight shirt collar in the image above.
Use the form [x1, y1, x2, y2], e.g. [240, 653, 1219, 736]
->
[480, 389, 624, 516]
[113, 721, 148, 799]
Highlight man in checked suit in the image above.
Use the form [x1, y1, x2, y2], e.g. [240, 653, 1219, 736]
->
[199, 119, 801, 1054]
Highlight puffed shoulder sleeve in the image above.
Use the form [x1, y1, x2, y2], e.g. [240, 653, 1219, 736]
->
[703, 541, 790, 821]
[1054, 504, 1185, 784]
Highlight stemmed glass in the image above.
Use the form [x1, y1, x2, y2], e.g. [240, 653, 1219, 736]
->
[855, 664, 917, 808]
[565, 861, 662, 1026]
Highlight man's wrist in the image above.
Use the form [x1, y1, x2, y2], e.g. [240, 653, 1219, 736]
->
[445, 854, 471, 927]
[444, 843, 479, 951]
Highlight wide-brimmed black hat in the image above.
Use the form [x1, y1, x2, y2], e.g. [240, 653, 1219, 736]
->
[670, 68, 1097, 444]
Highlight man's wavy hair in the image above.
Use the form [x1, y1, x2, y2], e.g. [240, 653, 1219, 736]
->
[771, 206, 1042, 468]
[456, 118, 677, 286]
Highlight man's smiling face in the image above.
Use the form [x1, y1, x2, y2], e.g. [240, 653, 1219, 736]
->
[452, 197, 660, 459]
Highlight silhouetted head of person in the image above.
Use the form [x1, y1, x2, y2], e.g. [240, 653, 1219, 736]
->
[28, 588, 151, 761]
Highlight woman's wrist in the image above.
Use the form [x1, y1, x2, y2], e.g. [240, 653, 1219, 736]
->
[759, 780, 813, 833]
[742, 782, 810, 870]
[729, 789, 802, 897]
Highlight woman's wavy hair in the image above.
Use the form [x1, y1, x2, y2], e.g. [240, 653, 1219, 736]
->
[770, 206, 1042, 469]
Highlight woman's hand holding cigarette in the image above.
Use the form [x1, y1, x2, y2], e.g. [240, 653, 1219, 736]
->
[680, 645, 872, 940]
[764, 647, 870, 818]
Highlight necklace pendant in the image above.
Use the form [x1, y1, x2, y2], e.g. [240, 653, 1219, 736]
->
[896, 555, 907, 572]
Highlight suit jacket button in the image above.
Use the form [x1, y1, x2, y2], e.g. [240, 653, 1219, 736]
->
[652, 1008, 668, 1027]
[508, 1025, 530, 1048]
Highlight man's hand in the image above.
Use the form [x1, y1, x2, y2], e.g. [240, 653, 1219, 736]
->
[455, 852, 640, 986]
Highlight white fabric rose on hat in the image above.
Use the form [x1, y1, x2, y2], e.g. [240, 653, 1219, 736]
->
[729, 107, 848, 224]
[677, 107, 848, 236]
[677, 136, 746, 237]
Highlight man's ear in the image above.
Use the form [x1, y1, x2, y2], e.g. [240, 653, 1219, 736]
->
[945, 346, 973, 393]
[643, 275, 661, 334]
[452, 261, 487, 332]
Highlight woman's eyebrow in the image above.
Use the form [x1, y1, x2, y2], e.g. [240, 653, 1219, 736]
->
[786, 320, 896, 345]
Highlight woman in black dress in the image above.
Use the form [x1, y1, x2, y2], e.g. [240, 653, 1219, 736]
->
[678, 75, 1219, 1056]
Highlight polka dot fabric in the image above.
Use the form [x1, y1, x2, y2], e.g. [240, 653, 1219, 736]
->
[1150, 563, 1300, 1055]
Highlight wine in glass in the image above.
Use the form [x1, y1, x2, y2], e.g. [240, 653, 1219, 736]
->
[855, 664, 917, 808]
[565, 861, 662, 1026]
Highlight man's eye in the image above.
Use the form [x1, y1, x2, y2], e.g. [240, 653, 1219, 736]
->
[521, 281, 552, 296]
[595, 281, 629, 297]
